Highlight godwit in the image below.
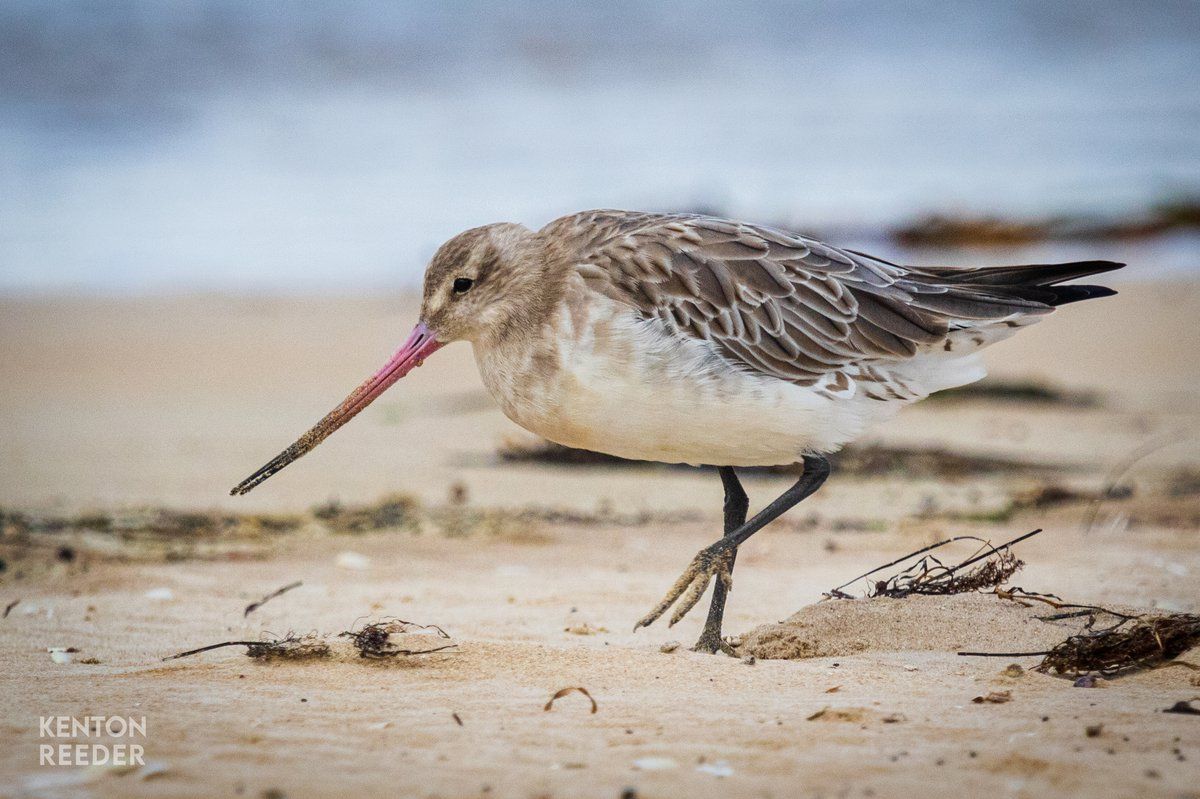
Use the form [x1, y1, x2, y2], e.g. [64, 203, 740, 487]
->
[232, 210, 1122, 653]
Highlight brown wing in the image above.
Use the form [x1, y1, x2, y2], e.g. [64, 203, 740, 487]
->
[542, 210, 1057, 386]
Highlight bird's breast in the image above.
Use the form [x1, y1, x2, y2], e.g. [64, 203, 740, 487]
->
[472, 293, 845, 466]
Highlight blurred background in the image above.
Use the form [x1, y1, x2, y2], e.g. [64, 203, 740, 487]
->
[1, 0, 1198, 513]
[2, 0, 1198, 294]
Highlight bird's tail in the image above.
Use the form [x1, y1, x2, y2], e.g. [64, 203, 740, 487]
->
[918, 260, 1124, 307]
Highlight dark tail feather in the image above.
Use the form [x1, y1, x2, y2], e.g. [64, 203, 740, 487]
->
[1042, 283, 1118, 306]
[923, 259, 1123, 286]
[922, 260, 1124, 308]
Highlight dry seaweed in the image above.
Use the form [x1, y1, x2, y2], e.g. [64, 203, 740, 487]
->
[164, 632, 330, 662]
[543, 686, 598, 713]
[1, 491, 559, 566]
[3, 599, 18, 618]
[1, 505, 305, 563]
[244, 581, 302, 617]
[956, 588, 1200, 677]
[312, 494, 419, 535]
[339, 618, 457, 659]
[825, 529, 1039, 599]
[245, 634, 331, 660]
[1038, 614, 1200, 677]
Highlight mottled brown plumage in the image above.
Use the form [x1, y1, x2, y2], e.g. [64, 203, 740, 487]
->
[542, 210, 1119, 389]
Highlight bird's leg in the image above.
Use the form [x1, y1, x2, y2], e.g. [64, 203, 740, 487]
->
[691, 467, 749, 655]
[635, 455, 831, 634]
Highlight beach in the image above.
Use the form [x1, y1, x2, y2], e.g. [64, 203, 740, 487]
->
[1, 281, 1198, 798]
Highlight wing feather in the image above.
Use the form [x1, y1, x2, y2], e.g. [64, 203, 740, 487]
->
[543, 210, 1066, 387]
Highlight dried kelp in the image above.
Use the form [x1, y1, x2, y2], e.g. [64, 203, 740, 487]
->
[165, 615, 459, 663]
[826, 529, 1039, 600]
[1038, 613, 1200, 677]
[164, 632, 331, 662]
[339, 618, 457, 659]
[1, 505, 305, 563]
[1, 507, 304, 538]
[312, 495, 419, 535]
[956, 589, 1200, 677]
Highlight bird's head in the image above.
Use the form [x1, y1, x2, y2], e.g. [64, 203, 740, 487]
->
[418, 222, 542, 345]
[229, 222, 541, 496]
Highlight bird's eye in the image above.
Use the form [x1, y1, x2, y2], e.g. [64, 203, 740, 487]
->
[452, 277, 474, 294]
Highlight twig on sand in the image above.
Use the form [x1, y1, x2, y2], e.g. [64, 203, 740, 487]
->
[995, 586, 1139, 623]
[244, 581, 302, 617]
[3, 599, 18, 618]
[163, 641, 265, 660]
[824, 529, 1041, 599]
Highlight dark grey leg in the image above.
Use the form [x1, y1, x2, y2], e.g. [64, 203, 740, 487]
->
[637, 455, 831, 634]
[692, 467, 749, 654]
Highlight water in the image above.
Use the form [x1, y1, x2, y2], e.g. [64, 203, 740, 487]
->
[2, 0, 1198, 293]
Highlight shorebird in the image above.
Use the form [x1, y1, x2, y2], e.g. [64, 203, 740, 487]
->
[232, 210, 1122, 653]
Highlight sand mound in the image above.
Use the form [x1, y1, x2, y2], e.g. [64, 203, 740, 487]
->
[738, 593, 1090, 660]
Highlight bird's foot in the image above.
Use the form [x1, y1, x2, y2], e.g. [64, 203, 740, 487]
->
[634, 545, 732, 631]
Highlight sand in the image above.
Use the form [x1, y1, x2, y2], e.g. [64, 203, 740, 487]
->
[1, 282, 1199, 798]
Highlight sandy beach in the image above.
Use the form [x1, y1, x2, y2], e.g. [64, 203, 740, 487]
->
[2, 281, 1198, 798]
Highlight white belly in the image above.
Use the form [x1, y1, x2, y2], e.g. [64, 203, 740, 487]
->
[474, 301, 907, 467]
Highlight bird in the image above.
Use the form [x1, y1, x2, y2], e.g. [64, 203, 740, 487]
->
[231, 209, 1123, 654]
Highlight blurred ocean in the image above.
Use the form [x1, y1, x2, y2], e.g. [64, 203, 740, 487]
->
[1, 0, 1198, 293]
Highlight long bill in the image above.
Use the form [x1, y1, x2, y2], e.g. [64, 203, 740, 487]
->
[230, 322, 444, 496]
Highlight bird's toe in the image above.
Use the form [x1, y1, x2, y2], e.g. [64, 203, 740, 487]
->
[635, 546, 732, 631]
